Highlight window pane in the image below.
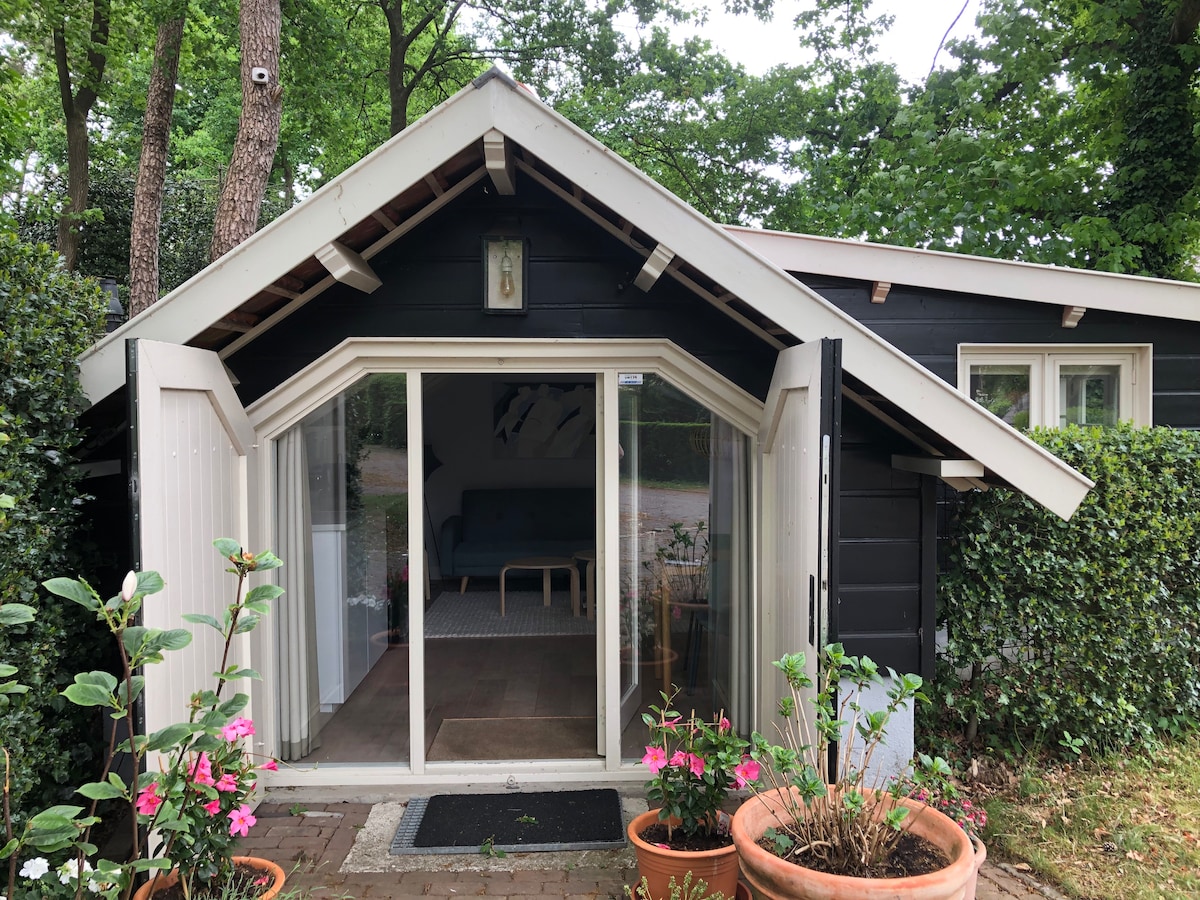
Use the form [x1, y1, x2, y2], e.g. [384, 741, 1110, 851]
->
[969, 364, 1032, 428]
[1059, 365, 1120, 426]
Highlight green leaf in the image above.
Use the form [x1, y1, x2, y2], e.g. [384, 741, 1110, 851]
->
[42, 577, 97, 610]
[0, 663, 18, 677]
[0, 681, 30, 695]
[146, 722, 198, 752]
[156, 628, 193, 651]
[0, 603, 35, 625]
[182, 612, 224, 631]
[245, 583, 284, 604]
[62, 671, 119, 707]
[213, 537, 242, 559]
[77, 781, 124, 800]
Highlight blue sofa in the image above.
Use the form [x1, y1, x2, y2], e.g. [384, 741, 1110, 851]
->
[440, 487, 595, 592]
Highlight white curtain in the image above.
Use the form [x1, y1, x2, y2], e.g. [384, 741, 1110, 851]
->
[275, 425, 322, 760]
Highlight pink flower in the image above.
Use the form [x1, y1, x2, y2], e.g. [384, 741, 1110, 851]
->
[653, 843, 670, 850]
[254, 875, 270, 886]
[686, 753, 705, 778]
[733, 758, 761, 789]
[661, 716, 681, 732]
[189, 752, 214, 786]
[260, 759, 279, 772]
[203, 799, 222, 816]
[719, 717, 731, 732]
[642, 745, 668, 774]
[669, 750, 688, 768]
[672, 605, 682, 619]
[135, 783, 161, 816]
[221, 717, 255, 741]
[215, 773, 239, 792]
[228, 804, 257, 837]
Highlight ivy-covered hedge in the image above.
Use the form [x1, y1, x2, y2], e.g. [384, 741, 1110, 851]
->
[0, 235, 106, 821]
[933, 423, 1200, 756]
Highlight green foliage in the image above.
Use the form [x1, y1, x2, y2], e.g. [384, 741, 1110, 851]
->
[933, 424, 1200, 756]
[0, 234, 106, 822]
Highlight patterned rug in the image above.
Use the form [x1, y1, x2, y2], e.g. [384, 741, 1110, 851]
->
[423, 591, 596, 638]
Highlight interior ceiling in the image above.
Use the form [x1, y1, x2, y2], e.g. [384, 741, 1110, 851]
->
[190, 133, 985, 478]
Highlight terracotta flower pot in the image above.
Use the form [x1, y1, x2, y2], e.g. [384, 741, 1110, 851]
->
[731, 788, 975, 900]
[964, 836, 987, 900]
[131, 856, 286, 900]
[628, 808, 741, 900]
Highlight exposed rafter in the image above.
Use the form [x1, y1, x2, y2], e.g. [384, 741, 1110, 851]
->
[515, 157, 786, 351]
[423, 173, 446, 198]
[372, 210, 398, 231]
[483, 129, 516, 195]
[634, 244, 676, 291]
[316, 241, 382, 293]
[1062, 305, 1086, 328]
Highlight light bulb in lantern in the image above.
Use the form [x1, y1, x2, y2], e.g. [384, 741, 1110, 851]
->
[499, 248, 515, 298]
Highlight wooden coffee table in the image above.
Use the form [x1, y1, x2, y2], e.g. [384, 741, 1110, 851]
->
[499, 556, 580, 617]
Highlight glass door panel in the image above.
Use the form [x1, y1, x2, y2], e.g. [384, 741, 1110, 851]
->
[277, 373, 411, 765]
[618, 374, 749, 760]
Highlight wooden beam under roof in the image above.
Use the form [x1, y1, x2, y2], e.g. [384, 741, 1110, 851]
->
[871, 281, 891, 304]
[315, 241, 382, 293]
[483, 129, 516, 195]
[634, 244, 676, 291]
[1062, 305, 1086, 328]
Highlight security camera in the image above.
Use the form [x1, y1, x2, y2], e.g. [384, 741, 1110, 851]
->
[250, 67, 270, 84]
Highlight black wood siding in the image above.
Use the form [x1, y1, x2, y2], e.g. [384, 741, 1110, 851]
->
[798, 273, 1200, 429]
[227, 179, 777, 405]
[838, 403, 934, 677]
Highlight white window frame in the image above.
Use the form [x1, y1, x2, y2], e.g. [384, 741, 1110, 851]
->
[958, 344, 1152, 428]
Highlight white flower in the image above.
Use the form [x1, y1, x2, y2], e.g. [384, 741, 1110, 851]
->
[58, 858, 93, 884]
[18, 857, 49, 880]
[121, 570, 137, 601]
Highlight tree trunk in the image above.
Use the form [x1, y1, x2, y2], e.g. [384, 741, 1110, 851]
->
[52, 1, 111, 271]
[129, 12, 186, 316]
[209, 0, 283, 261]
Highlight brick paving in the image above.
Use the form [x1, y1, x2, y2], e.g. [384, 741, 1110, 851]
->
[244, 800, 1062, 900]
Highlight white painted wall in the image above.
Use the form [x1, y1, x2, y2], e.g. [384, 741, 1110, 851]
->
[837, 677, 916, 789]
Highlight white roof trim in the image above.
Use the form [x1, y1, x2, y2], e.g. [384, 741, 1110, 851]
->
[727, 225, 1200, 323]
[78, 70, 1093, 519]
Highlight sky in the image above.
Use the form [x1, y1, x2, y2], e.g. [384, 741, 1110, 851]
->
[702, 0, 983, 82]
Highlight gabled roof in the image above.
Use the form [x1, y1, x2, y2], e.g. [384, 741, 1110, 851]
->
[727, 226, 1200, 323]
[79, 68, 1093, 519]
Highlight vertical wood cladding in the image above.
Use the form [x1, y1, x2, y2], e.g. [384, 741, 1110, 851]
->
[226, 178, 777, 405]
[799, 273, 1200, 429]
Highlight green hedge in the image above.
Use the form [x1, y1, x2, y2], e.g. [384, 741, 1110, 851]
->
[621, 421, 709, 485]
[0, 235, 106, 822]
[932, 423, 1200, 757]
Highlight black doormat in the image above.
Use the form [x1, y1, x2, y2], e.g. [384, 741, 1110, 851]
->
[390, 789, 625, 855]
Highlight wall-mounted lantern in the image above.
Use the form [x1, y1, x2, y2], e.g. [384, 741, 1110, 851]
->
[482, 236, 528, 314]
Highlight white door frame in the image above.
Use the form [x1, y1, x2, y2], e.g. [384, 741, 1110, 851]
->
[247, 339, 762, 787]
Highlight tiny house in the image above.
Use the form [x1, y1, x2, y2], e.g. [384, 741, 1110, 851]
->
[76, 69, 1200, 790]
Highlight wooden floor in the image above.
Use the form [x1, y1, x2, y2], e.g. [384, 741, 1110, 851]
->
[298, 594, 713, 765]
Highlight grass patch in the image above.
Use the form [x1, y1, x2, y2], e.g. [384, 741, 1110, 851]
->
[982, 735, 1200, 898]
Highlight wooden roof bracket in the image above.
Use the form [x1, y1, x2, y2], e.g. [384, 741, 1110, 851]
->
[893, 454, 989, 491]
[871, 280, 892, 304]
[1062, 305, 1086, 328]
[483, 129, 516, 195]
[315, 241, 382, 293]
[634, 244, 676, 292]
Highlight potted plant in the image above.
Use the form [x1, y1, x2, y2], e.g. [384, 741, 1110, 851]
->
[2, 540, 287, 900]
[629, 687, 759, 900]
[731, 644, 983, 900]
[654, 521, 709, 604]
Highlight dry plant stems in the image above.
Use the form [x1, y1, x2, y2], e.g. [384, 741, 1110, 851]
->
[748, 644, 953, 876]
[625, 870, 727, 900]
